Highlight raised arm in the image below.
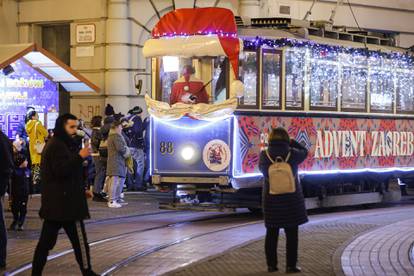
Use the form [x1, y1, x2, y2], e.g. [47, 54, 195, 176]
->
[289, 139, 308, 165]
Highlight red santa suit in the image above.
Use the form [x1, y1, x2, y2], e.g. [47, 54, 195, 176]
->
[170, 75, 209, 105]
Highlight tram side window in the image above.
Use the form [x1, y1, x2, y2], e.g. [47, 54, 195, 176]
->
[239, 51, 258, 107]
[396, 72, 414, 113]
[262, 50, 281, 109]
[212, 56, 228, 104]
[285, 49, 305, 109]
[369, 57, 394, 112]
[309, 50, 338, 110]
[340, 53, 367, 111]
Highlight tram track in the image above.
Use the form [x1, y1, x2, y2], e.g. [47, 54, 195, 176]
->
[6, 211, 257, 275]
[101, 220, 262, 275]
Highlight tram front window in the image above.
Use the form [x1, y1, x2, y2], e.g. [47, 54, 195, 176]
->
[262, 50, 281, 109]
[159, 56, 187, 103]
[212, 56, 228, 104]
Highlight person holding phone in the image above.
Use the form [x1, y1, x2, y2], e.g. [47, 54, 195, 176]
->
[32, 113, 98, 276]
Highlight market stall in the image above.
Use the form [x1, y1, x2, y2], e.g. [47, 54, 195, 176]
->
[0, 43, 100, 138]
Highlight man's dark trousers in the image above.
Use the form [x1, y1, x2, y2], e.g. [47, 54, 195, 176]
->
[32, 220, 92, 275]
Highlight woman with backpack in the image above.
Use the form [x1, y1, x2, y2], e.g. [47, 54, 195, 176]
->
[259, 127, 308, 274]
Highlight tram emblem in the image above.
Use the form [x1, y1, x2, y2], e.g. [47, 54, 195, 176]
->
[203, 139, 231, 172]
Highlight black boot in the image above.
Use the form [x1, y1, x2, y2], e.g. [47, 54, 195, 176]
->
[82, 269, 100, 276]
[17, 224, 24, 231]
[93, 193, 107, 202]
[267, 266, 278, 273]
[286, 266, 301, 273]
[9, 221, 17, 231]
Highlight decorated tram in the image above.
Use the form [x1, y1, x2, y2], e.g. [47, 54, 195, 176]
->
[143, 7, 414, 211]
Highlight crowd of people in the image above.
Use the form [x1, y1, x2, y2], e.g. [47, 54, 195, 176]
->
[0, 103, 149, 228]
[89, 104, 150, 208]
[0, 103, 151, 273]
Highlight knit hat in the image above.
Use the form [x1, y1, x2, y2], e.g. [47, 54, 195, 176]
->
[114, 112, 125, 122]
[128, 106, 143, 115]
[105, 104, 115, 116]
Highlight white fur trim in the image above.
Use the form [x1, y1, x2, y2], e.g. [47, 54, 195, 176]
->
[143, 36, 243, 58]
[230, 80, 244, 98]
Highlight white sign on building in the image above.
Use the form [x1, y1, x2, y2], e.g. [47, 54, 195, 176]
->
[76, 24, 96, 43]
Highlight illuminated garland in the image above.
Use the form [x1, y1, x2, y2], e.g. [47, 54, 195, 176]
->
[244, 38, 414, 64]
[153, 31, 238, 38]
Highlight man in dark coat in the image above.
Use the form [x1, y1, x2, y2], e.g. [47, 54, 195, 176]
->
[123, 106, 146, 191]
[0, 130, 13, 269]
[259, 127, 308, 273]
[31, 113, 98, 276]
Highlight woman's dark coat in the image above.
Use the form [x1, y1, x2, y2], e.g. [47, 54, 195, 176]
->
[259, 139, 309, 228]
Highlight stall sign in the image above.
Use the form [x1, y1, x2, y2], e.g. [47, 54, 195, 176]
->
[0, 59, 59, 138]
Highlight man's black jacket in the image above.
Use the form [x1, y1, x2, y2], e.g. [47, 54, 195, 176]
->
[39, 136, 90, 221]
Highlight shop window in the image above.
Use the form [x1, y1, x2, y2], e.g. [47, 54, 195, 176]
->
[262, 49, 281, 109]
[211, 56, 228, 104]
[239, 51, 258, 107]
[285, 49, 305, 109]
[340, 53, 367, 111]
[396, 72, 414, 113]
[309, 49, 338, 110]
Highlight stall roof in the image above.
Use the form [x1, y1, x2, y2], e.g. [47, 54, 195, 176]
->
[0, 43, 100, 93]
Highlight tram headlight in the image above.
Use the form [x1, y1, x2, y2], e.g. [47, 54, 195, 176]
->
[179, 144, 200, 164]
[181, 146, 195, 161]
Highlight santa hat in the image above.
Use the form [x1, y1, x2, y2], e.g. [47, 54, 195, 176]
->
[144, 7, 244, 98]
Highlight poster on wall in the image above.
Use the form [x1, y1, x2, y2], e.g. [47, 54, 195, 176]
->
[0, 59, 59, 139]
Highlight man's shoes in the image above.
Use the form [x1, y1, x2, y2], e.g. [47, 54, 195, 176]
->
[267, 266, 278, 273]
[107, 201, 122, 208]
[9, 221, 17, 231]
[120, 193, 125, 199]
[82, 269, 100, 276]
[93, 194, 108, 202]
[286, 266, 301, 273]
[17, 224, 24, 231]
[117, 199, 128, 206]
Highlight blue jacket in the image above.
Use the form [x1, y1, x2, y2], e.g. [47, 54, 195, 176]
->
[124, 115, 145, 149]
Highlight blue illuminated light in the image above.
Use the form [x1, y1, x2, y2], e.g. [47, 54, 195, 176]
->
[299, 167, 414, 175]
[232, 167, 414, 179]
[149, 117, 153, 176]
[152, 116, 229, 131]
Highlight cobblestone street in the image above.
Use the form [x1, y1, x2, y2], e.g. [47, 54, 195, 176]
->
[168, 202, 414, 276]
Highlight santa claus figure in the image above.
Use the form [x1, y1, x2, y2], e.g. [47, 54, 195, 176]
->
[170, 65, 209, 105]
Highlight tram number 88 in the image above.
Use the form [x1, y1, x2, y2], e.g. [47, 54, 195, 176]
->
[160, 141, 174, 155]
